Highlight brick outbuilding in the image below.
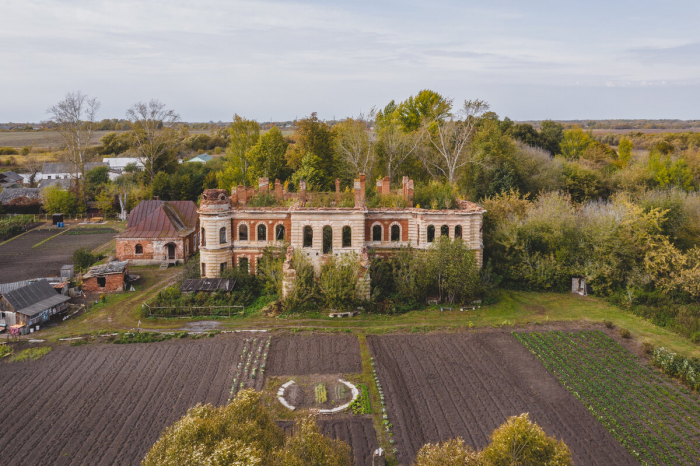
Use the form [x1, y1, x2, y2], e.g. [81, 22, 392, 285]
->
[82, 261, 129, 293]
[116, 200, 199, 265]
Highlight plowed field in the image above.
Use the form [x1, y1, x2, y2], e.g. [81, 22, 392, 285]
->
[266, 333, 362, 375]
[0, 337, 244, 466]
[0, 228, 116, 283]
[367, 332, 638, 466]
[278, 418, 378, 466]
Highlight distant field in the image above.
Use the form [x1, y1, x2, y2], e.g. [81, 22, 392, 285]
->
[0, 131, 123, 149]
[591, 128, 700, 134]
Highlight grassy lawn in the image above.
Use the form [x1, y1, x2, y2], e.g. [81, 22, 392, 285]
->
[31, 275, 700, 359]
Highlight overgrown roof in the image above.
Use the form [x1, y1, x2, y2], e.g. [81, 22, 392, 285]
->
[83, 260, 129, 279]
[180, 278, 236, 293]
[0, 188, 42, 204]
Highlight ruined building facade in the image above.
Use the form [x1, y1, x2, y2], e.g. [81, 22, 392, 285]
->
[198, 175, 485, 299]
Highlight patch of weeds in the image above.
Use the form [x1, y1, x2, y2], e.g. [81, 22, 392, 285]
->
[604, 319, 614, 329]
[70, 340, 88, 347]
[0, 344, 12, 358]
[618, 327, 631, 339]
[10, 346, 52, 362]
[113, 332, 185, 344]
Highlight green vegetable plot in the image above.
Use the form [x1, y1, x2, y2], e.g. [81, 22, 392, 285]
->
[515, 331, 700, 466]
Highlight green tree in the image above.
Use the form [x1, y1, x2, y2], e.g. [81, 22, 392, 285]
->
[647, 152, 694, 190]
[287, 113, 336, 189]
[223, 114, 260, 188]
[95, 189, 117, 217]
[562, 161, 602, 203]
[42, 186, 80, 214]
[480, 413, 573, 466]
[292, 152, 331, 191]
[398, 89, 450, 132]
[72, 247, 98, 271]
[560, 128, 593, 159]
[247, 126, 290, 183]
[318, 252, 362, 309]
[84, 165, 111, 200]
[98, 132, 131, 155]
[616, 137, 633, 168]
[538, 120, 564, 155]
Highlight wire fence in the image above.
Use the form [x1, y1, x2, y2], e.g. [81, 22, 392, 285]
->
[142, 302, 245, 318]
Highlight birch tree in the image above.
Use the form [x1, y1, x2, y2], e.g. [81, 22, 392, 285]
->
[422, 99, 489, 183]
[47, 91, 100, 185]
[376, 105, 422, 181]
[333, 115, 375, 179]
[126, 100, 180, 183]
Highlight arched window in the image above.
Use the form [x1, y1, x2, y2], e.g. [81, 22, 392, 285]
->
[427, 225, 435, 243]
[372, 224, 382, 242]
[323, 226, 333, 254]
[391, 224, 400, 242]
[239, 224, 248, 241]
[275, 224, 285, 240]
[135, 244, 143, 255]
[303, 226, 313, 248]
[342, 226, 352, 247]
[257, 224, 267, 241]
[219, 227, 226, 244]
[455, 225, 462, 239]
[201, 228, 206, 247]
[239, 257, 249, 272]
[441, 225, 449, 237]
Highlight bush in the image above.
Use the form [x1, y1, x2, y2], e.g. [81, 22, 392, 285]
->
[480, 413, 572, 466]
[604, 320, 614, 329]
[650, 348, 700, 391]
[42, 185, 81, 215]
[618, 327, 631, 339]
[641, 340, 654, 354]
[72, 247, 98, 271]
[143, 390, 351, 466]
[413, 438, 480, 466]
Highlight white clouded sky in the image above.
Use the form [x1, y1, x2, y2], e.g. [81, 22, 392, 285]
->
[2, 0, 699, 122]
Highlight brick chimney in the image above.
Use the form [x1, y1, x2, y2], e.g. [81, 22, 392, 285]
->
[376, 178, 382, 195]
[335, 179, 341, 205]
[381, 176, 391, 195]
[354, 174, 366, 207]
[402, 176, 414, 207]
[258, 177, 269, 191]
[275, 179, 283, 199]
[299, 179, 307, 205]
[237, 185, 247, 205]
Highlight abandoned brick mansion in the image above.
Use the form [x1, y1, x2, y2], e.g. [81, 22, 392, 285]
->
[198, 175, 485, 298]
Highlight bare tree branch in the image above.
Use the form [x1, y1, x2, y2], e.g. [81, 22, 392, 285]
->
[47, 91, 100, 188]
[333, 113, 376, 179]
[126, 99, 180, 182]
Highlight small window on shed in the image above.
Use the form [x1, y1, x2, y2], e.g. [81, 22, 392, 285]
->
[219, 227, 226, 244]
[97, 277, 106, 287]
[276, 224, 285, 240]
[427, 225, 435, 243]
[239, 224, 248, 241]
[455, 225, 462, 239]
[257, 224, 267, 241]
[135, 244, 143, 255]
[303, 226, 313, 248]
[441, 225, 449, 237]
[372, 224, 382, 242]
[391, 224, 400, 242]
[342, 226, 352, 247]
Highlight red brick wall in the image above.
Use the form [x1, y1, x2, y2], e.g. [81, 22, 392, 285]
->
[364, 219, 409, 241]
[82, 272, 126, 292]
[117, 239, 156, 260]
[232, 216, 291, 242]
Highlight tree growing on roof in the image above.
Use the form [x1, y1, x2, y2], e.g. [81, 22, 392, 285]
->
[47, 91, 101, 189]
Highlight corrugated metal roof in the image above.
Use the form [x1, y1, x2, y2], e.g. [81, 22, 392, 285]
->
[3, 280, 70, 318]
[0, 171, 23, 183]
[119, 200, 198, 238]
[180, 278, 236, 293]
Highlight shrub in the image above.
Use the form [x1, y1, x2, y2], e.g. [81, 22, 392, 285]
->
[318, 253, 362, 309]
[480, 413, 572, 466]
[604, 320, 614, 329]
[72, 247, 98, 271]
[650, 347, 700, 391]
[0, 344, 12, 358]
[618, 327, 631, 339]
[413, 438, 480, 466]
[9, 346, 52, 362]
[641, 340, 654, 354]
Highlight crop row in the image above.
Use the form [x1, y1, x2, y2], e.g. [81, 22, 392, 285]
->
[514, 331, 700, 466]
[228, 335, 271, 402]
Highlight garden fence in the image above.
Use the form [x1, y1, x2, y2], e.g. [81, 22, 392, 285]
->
[142, 302, 245, 318]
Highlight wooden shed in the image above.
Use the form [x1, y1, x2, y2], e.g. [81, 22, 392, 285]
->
[0, 280, 71, 334]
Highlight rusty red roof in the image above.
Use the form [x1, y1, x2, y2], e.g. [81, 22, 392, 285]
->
[119, 200, 198, 238]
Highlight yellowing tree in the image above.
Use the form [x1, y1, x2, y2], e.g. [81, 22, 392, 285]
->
[413, 438, 480, 466]
[480, 413, 572, 466]
[616, 137, 633, 168]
